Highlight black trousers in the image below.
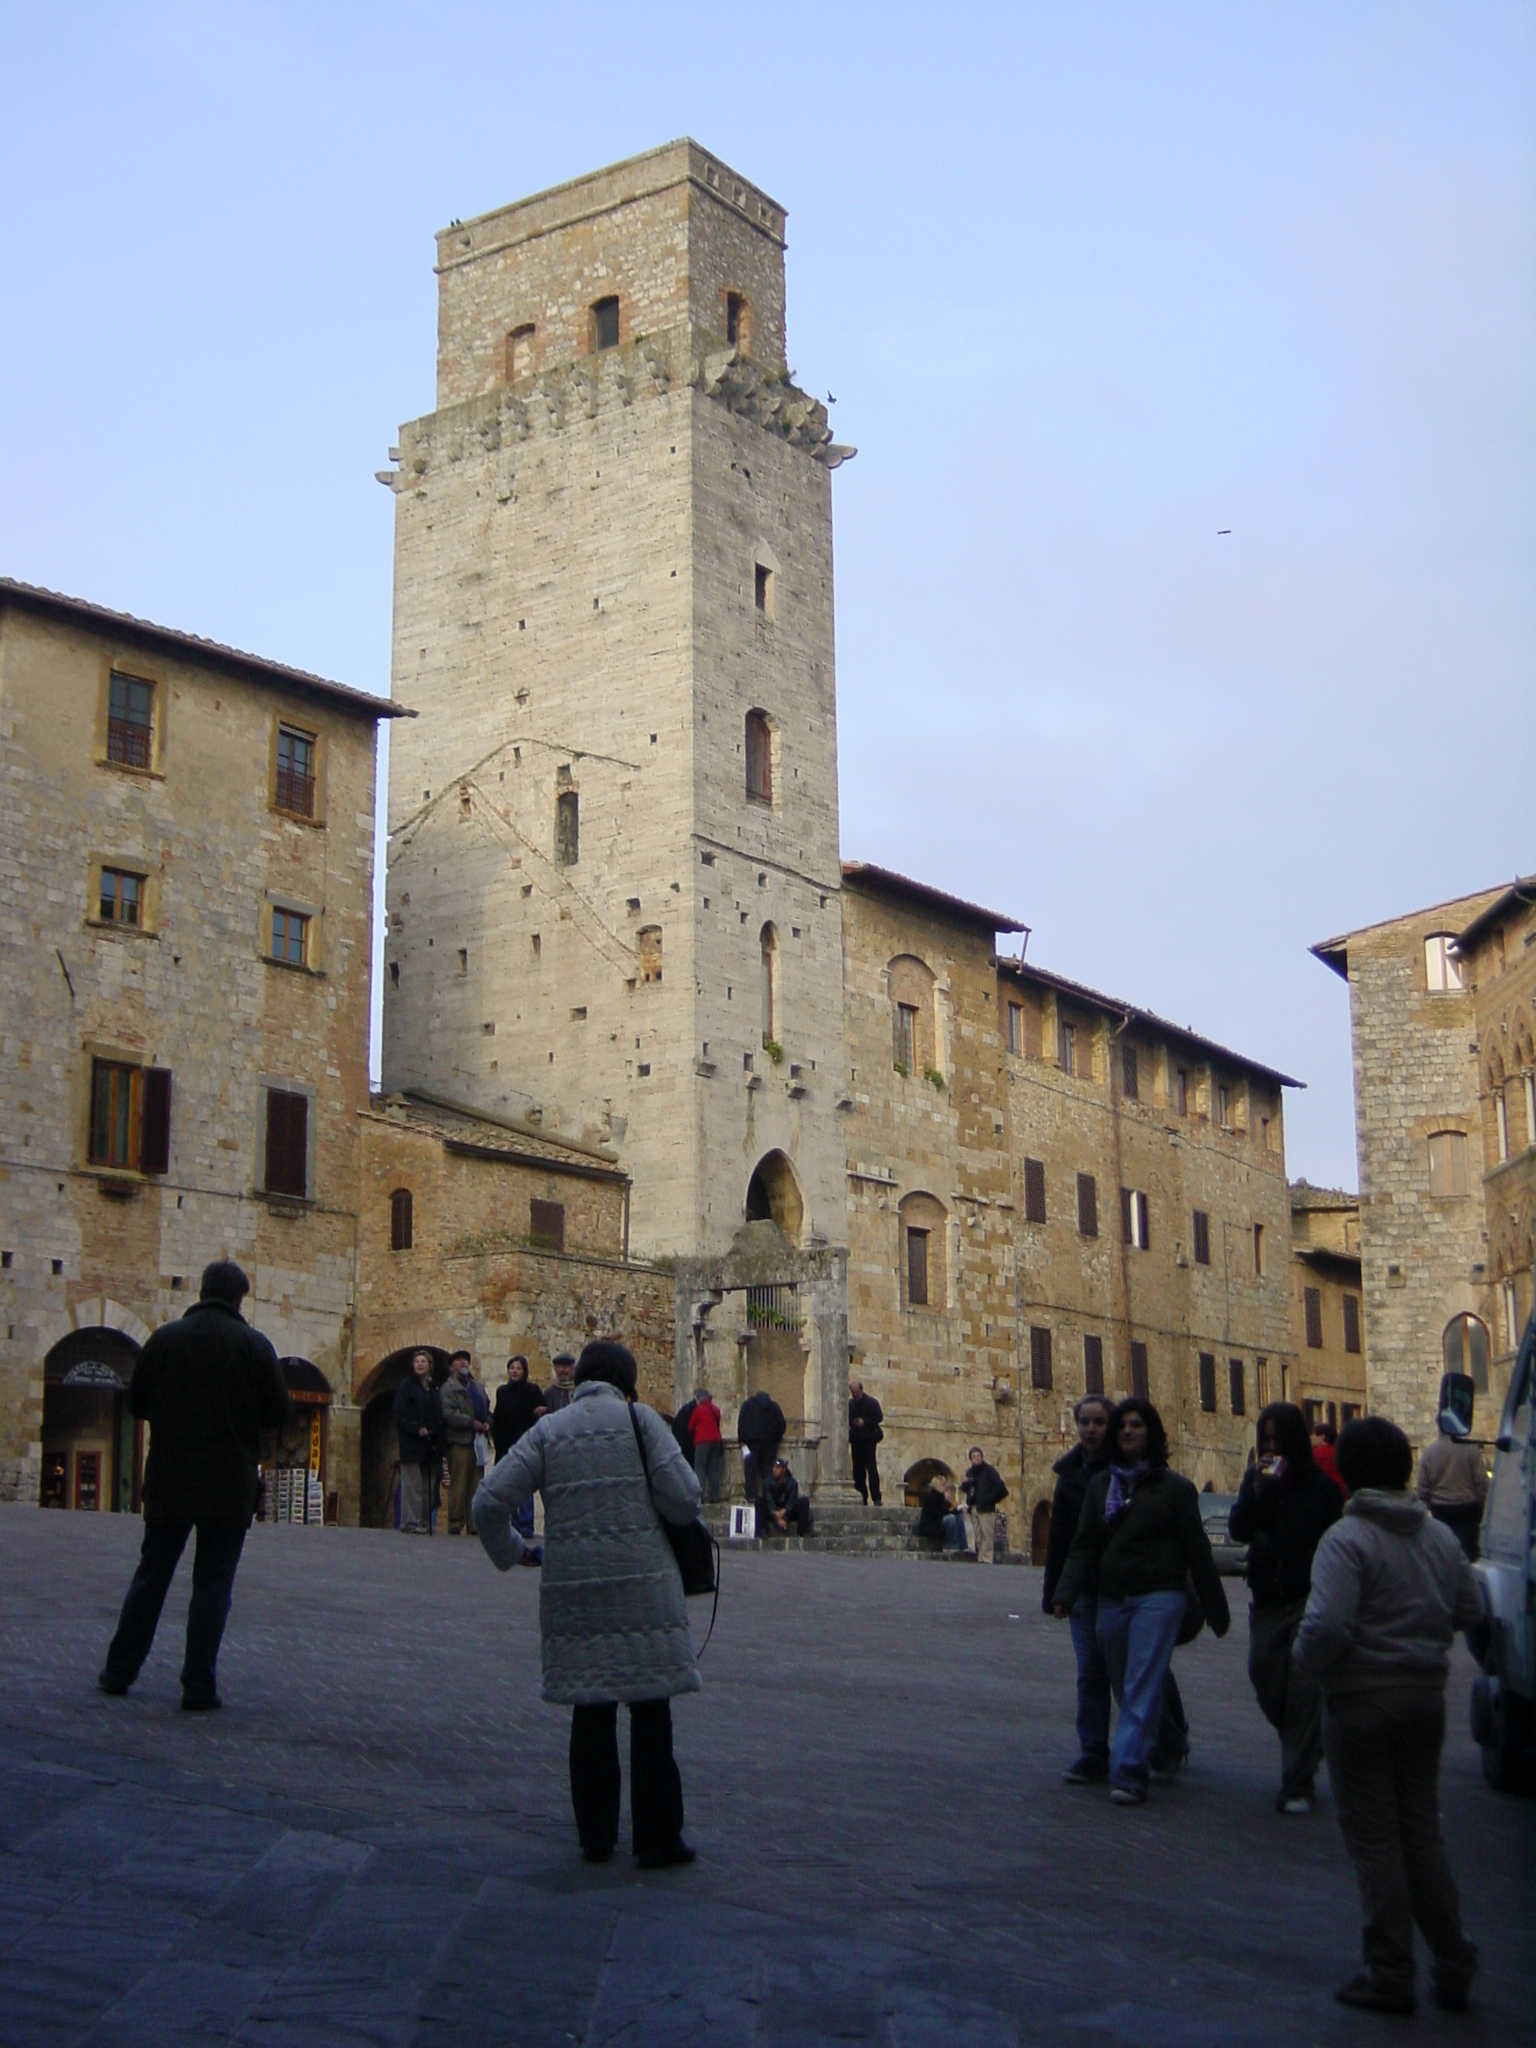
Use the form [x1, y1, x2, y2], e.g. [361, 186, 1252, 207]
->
[757, 1498, 812, 1537]
[569, 1699, 685, 1859]
[851, 1440, 882, 1504]
[103, 1519, 246, 1702]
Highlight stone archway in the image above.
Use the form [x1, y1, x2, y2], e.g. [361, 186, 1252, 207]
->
[357, 1345, 453, 1529]
[42, 1326, 142, 1511]
[745, 1149, 803, 1242]
[903, 1457, 955, 1508]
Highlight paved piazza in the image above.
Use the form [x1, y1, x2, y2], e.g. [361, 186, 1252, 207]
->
[0, 1509, 1528, 2046]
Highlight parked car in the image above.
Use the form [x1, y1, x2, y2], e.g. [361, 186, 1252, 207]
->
[1199, 1492, 1248, 1577]
[1470, 1309, 1536, 1794]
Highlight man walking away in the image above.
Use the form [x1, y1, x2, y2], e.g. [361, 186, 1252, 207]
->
[758, 1457, 812, 1537]
[99, 1261, 292, 1709]
[440, 1351, 483, 1535]
[544, 1352, 577, 1414]
[394, 1352, 444, 1534]
[687, 1386, 724, 1503]
[961, 1446, 1009, 1562]
[848, 1379, 884, 1505]
[736, 1390, 785, 1502]
[1293, 1416, 1484, 2015]
[1415, 1408, 1488, 1560]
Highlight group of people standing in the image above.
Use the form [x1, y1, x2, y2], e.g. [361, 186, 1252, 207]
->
[1041, 1388, 1486, 2017]
[392, 1348, 578, 1543]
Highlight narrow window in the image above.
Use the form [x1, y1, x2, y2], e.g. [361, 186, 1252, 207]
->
[264, 1089, 309, 1198]
[1255, 1357, 1271, 1408]
[906, 1226, 929, 1307]
[1524, 1071, 1536, 1150]
[390, 1188, 413, 1252]
[1427, 1130, 1467, 1198]
[1218, 1083, 1231, 1129]
[726, 291, 746, 347]
[1229, 1358, 1246, 1415]
[1007, 1002, 1022, 1056]
[1120, 1188, 1148, 1250]
[591, 296, 619, 351]
[1304, 1286, 1323, 1350]
[1121, 1043, 1139, 1099]
[1058, 1020, 1076, 1076]
[754, 562, 774, 618]
[99, 867, 144, 926]
[275, 725, 317, 818]
[107, 671, 155, 768]
[1424, 933, 1463, 993]
[1501, 1280, 1519, 1350]
[1495, 1086, 1509, 1163]
[760, 924, 776, 1045]
[1076, 1172, 1098, 1239]
[1083, 1332, 1104, 1397]
[1174, 1067, 1189, 1115]
[638, 926, 663, 985]
[745, 710, 772, 802]
[1343, 1292, 1362, 1355]
[1024, 1157, 1047, 1225]
[271, 907, 309, 967]
[1253, 1222, 1265, 1276]
[1030, 1325, 1053, 1391]
[506, 322, 535, 380]
[1198, 1353, 1217, 1413]
[90, 1059, 137, 1168]
[1192, 1208, 1210, 1266]
[139, 1068, 172, 1175]
[555, 789, 579, 865]
[530, 1199, 566, 1252]
[1130, 1340, 1150, 1402]
[894, 1002, 917, 1073]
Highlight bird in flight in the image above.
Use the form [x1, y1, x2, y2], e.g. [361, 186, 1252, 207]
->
[1217, 528, 1231, 535]
[827, 392, 837, 404]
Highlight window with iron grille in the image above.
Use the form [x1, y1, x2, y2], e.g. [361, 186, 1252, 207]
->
[1343, 1292, 1362, 1355]
[1229, 1358, 1246, 1415]
[906, 1226, 929, 1307]
[264, 1089, 309, 1199]
[745, 711, 772, 802]
[1198, 1353, 1217, 1413]
[1077, 1172, 1098, 1238]
[107, 672, 154, 768]
[275, 725, 317, 818]
[1304, 1286, 1323, 1349]
[390, 1188, 413, 1252]
[1130, 1340, 1150, 1401]
[530, 1199, 565, 1252]
[1023, 1157, 1046, 1224]
[1030, 1325, 1053, 1391]
[89, 1059, 171, 1174]
[271, 907, 308, 967]
[1121, 1043, 1139, 1099]
[99, 867, 144, 926]
[1192, 1208, 1211, 1265]
[1083, 1332, 1104, 1396]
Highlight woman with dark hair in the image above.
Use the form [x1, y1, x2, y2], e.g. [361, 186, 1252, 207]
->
[1293, 1416, 1484, 2014]
[473, 1339, 703, 1868]
[1228, 1402, 1343, 1813]
[1052, 1398, 1230, 1804]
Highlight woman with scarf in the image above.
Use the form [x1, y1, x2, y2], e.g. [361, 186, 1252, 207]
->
[1228, 1402, 1343, 1812]
[1052, 1398, 1230, 1804]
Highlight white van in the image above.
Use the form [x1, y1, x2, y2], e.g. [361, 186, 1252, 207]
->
[1470, 1309, 1536, 1793]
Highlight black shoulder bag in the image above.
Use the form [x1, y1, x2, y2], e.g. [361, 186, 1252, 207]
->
[630, 1405, 720, 1649]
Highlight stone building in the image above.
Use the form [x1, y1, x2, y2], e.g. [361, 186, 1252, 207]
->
[1453, 879, 1536, 1392]
[0, 579, 403, 1514]
[1314, 887, 1504, 1448]
[1288, 1182, 1366, 1428]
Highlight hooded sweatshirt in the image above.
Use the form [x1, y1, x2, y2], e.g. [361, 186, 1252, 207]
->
[1291, 1489, 1485, 1698]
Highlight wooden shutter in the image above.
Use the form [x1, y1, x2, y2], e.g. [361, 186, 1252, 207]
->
[264, 1090, 308, 1199]
[1130, 1341, 1150, 1401]
[1304, 1286, 1323, 1349]
[907, 1227, 929, 1307]
[1030, 1325, 1053, 1391]
[530, 1199, 565, 1252]
[1229, 1358, 1246, 1415]
[1083, 1332, 1104, 1396]
[1198, 1353, 1217, 1412]
[1193, 1209, 1210, 1265]
[1024, 1158, 1047, 1224]
[1077, 1173, 1098, 1238]
[390, 1188, 413, 1252]
[1122, 1044, 1139, 1099]
[1343, 1293, 1361, 1355]
[139, 1068, 172, 1175]
[1137, 1192, 1150, 1252]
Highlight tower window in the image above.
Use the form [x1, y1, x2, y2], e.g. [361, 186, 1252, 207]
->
[895, 1003, 917, 1073]
[1424, 933, 1464, 993]
[638, 926, 663, 985]
[754, 562, 774, 618]
[726, 292, 746, 347]
[390, 1188, 413, 1252]
[591, 296, 619, 352]
[906, 1227, 929, 1308]
[555, 789, 579, 865]
[1121, 1043, 1139, 1099]
[107, 671, 155, 769]
[745, 711, 772, 803]
[506, 323, 535, 380]
[275, 725, 317, 818]
[760, 923, 777, 1046]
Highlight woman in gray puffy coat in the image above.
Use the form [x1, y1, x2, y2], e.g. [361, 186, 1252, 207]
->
[473, 1339, 703, 1867]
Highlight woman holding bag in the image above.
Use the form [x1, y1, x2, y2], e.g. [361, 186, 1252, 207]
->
[473, 1339, 703, 1867]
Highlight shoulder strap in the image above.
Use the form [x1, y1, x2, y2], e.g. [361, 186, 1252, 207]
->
[628, 1400, 654, 1491]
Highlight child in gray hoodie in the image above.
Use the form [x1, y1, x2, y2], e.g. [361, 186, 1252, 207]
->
[1293, 1415, 1485, 2016]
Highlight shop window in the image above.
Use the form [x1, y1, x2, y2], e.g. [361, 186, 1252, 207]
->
[1121, 1187, 1149, 1250]
[746, 710, 772, 802]
[1192, 1208, 1211, 1266]
[1198, 1353, 1217, 1413]
[1024, 1158, 1047, 1225]
[89, 1059, 172, 1174]
[530, 1199, 565, 1252]
[1030, 1325, 1053, 1391]
[1131, 1340, 1150, 1401]
[1304, 1286, 1323, 1349]
[106, 671, 155, 769]
[1083, 1332, 1104, 1396]
[270, 907, 310, 967]
[275, 725, 317, 819]
[1424, 933, 1463, 993]
[1229, 1358, 1246, 1416]
[390, 1188, 413, 1252]
[1427, 1130, 1468, 1198]
[1343, 1292, 1361, 1355]
[591, 296, 620, 351]
[1121, 1043, 1139, 1099]
[98, 867, 145, 926]
[638, 925, 663, 985]
[555, 789, 579, 866]
[1076, 1172, 1098, 1239]
[75, 1450, 101, 1511]
[264, 1088, 309, 1199]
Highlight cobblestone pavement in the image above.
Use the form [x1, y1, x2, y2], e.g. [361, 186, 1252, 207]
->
[0, 1508, 1529, 2046]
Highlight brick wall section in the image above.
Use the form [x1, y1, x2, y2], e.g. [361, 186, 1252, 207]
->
[0, 600, 381, 1503]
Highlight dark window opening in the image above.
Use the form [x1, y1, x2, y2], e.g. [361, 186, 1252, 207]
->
[107, 672, 154, 769]
[895, 1003, 917, 1072]
[745, 711, 771, 802]
[726, 291, 745, 346]
[1198, 1352, 1217, 1413]
[530, 1199, 566, 1252]
[1058, 1020, 1076, 1076]
[1304, 1287, 1323, 1350]
[506, 322, 535, 380]
[276, 725, 317, 818]
[1131, 1340, 1150, 1401]
[1077, 1172, 1098, 1239]
[592, 296, 619, 351]
[555, 789, 579, 865]
[1007, 1002, 1022, 1055]
[264, 1089, 309, 1199]
[1024, 1157, 1047, 1224]
[754, 562, 773, 617]
[1084, 1332, 1104, 1397]
[1343, 1292, 1362, 1355]
[1229, 1358, 1246, 1415]
[1192, 1208, 1211, 1266]
[390, 1188, 413, 1252]
[638, 926, 663, 985]
[1030, 1325, 1053, 1391]
[1121, 1043, 1139, 1099]
[271, 907, 308, 967]
[906, 1227, 929, 1307]
[99, 867, 144, 926]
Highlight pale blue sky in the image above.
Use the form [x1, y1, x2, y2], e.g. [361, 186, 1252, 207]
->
[3, 3, 1532, 1188]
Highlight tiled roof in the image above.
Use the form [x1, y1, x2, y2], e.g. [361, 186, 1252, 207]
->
[841, 861, 1027, 935]
[364, 1091, 626, 1180]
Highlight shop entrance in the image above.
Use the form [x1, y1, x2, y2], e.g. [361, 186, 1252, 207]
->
[41, 1327, 142, 1512]
[258, 1360, 336, 1525]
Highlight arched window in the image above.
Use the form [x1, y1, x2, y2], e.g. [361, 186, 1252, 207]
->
[899, 1190, 948, 1310]
[745, 710, 772, 803]
[745, 1150, 804, 1240]
[390, 1188, 413, 1252]
[760, 922, 778, 1048]
[1427, 1130, 1468, 1198]
[888, 955, 937, 1077]
[1443, 1313, 1489, 1393]
[1424, 934, 1464, 993]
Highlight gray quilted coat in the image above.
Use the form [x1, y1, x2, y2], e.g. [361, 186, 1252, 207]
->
[473, 1380, 703, 1705]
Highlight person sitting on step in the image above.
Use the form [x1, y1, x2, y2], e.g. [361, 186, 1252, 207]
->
[758, 1456, 812, 1538]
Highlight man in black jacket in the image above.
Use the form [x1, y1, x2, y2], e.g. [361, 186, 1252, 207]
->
[394, 1351, 445, 1535]
[99, 1261, 292, 1709]
[848, 1379, 884, 1505]
[758, 1457, 812, 1537]
[736, 1390, 785, 1501]
[961, 1446, 1009, 1563]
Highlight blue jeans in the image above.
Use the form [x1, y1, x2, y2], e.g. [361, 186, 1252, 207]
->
[1097, 1591, 1187, 1789]
[103, 1519, 246, 1702]
[943, 1512, 967, 1552]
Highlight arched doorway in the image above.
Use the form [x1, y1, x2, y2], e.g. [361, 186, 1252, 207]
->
[903, 1457, 955, 1508]
[261, 1360, 334, 1524]
[1030, 1499, 1052, 1566]
[745, 1150, 803, 1241]
[42, 1327, 141, 1511]
[1443, 1313, 1490, 1394]
[356, 1345, 452, 1529]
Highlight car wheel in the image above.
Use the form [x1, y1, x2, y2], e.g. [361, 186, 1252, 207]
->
[1478, 1638, 1536, 1795]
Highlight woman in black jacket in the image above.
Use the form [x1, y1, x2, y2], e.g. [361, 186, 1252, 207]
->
[1228, 1401, 1343, 1813]
[1053, 1398, 1230, 1804]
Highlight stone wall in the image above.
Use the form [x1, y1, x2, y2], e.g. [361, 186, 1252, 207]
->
[1288, 1185, 1367, 1421]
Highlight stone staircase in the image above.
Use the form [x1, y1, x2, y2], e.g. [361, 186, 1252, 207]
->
[700, 1498, 1026, 1562]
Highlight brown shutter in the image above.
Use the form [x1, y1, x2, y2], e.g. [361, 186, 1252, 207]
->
[530, 1199, 566, 1252]
[1122, 1044, 1139, 1099]
[1193, 1209, 1210, 1265]
[1343, 1293, 1361, 1355]
[1083, 1332, 1104, 1396]
[907, 1227, 929, 1307]
[1198, 1353, 1217, 1412]
[1229, 1358, 1246, 1415]
[1131, 1341, 1150, 1401]
[1024, 1158, 1047, 1224]
[1304, 1287, 1323, 1349]
[391, 1188, 413, 1252]
[1077, 1173, 1098, 1238]
[265, 1090, 308, 1198]
[1121, 1187, 1133, 1243]
[139, 1068, 172, 1175]
[1030, 1325, 1053, 1391]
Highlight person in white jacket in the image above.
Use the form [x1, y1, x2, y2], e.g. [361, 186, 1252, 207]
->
[473, 1339, 703, 1868]
[1292, 1415, 1485, 2016]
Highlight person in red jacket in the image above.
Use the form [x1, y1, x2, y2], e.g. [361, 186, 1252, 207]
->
[687, 1385, 724, 1502]
[1312, 1418, 1348, 1499]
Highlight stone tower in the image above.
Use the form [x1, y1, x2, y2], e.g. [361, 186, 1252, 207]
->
[381, 142, 854, 1260]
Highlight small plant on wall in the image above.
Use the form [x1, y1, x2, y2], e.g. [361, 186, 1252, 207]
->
[925, 1066, 945, 1091]
[763, 1038, 785, 1065]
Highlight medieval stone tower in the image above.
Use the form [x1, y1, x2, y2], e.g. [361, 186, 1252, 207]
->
[381, 142, 854, 1260]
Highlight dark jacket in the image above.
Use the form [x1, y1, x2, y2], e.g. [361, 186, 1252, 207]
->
[394, 1374, 444, 1467]
[848, 1393, 884, 1444]
[130, 1299, 293, 1532]
[491, 1378, 546, 1459]
[438, 1371, 478, 1448]
[916, 1486, 953, 1545]
[1041, 1444, 1106, 1611]
[1053, 1466, 1230, 1634]
[1228, 1461, 1343, 1608]
[737, 1392, 786, 1453]
[671, 1397, 698, 1459]
[762, 1467, 801, 1514]
[544, 1382, 573, 1414]
[962, 1460, 1008, 1514]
